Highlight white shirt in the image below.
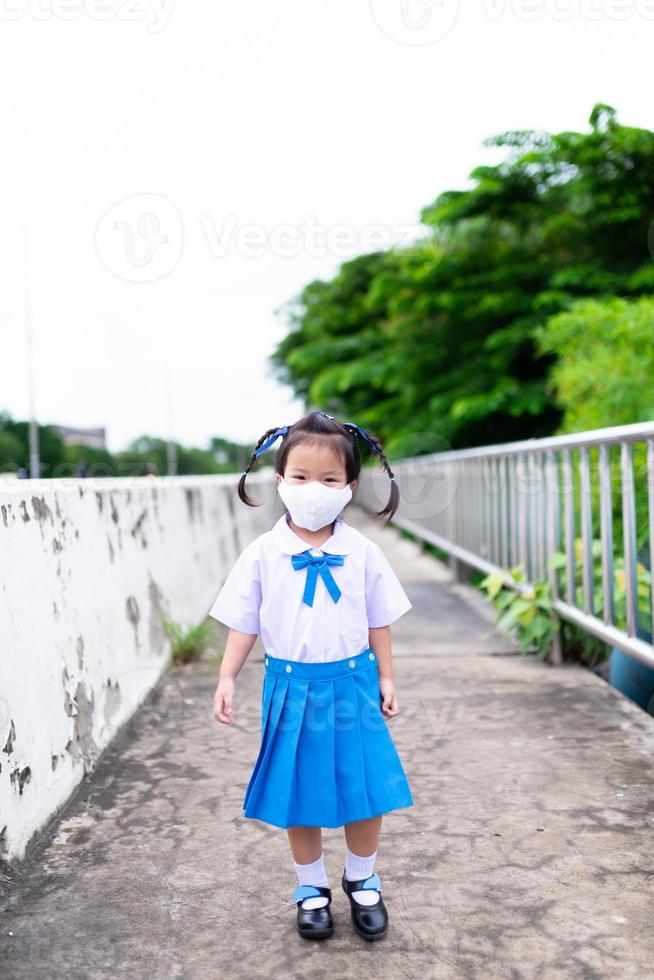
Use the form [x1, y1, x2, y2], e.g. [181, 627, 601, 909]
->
[207, 511, 412, 663]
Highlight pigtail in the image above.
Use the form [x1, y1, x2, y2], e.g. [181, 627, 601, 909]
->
[355, 425, 399, 524]
[237, 411, 398, 524]
[238, 425, 285, 507]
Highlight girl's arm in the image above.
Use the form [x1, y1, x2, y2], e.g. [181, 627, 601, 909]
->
[368, 625, 399, 718]
[213, 628, 258, 725]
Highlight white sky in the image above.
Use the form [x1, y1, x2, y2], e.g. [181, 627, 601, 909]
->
[0, 0, 652, 453]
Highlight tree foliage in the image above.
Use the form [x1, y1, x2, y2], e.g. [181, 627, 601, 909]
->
[271, 103, 654, 453]
[534, 295, 654, 433]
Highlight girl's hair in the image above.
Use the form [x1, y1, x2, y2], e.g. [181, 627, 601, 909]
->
[237, 409, 399, 523]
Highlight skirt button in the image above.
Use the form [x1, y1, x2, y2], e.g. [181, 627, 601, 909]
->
[369, 652, 375, 661]
[348, 659, 356, 668]
[285, 664, 292, 673]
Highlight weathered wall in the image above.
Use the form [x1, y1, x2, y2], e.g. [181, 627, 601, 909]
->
[0, 469, 277, 865]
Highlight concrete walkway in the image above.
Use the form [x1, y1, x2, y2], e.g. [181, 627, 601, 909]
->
[2, 507, 654, 979]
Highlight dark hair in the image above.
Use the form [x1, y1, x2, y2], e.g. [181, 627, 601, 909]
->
[237, 410, 399, 523]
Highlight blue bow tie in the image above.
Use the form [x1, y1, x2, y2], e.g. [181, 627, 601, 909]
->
[291, 550, 345, 606]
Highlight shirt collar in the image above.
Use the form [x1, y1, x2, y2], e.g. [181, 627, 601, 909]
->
[271, 511, 357, 555]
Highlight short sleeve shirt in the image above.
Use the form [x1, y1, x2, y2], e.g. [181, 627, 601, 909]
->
[207, 512, 412, 663]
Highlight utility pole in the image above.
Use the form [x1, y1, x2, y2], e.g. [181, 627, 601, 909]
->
[24, 227, 40, 479]
[164, 356, 177, 476]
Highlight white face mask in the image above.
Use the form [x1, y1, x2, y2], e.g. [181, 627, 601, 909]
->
[276, 477, 353, 532]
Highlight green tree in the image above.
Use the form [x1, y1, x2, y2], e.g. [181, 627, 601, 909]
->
[0, 414, 66, 476]
[0, 430, 25, 471]
[272, 103, 654, 451]
[534, 295, 654, 433]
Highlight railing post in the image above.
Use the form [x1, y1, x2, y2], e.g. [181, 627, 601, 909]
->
[448, 555, 473, 583]
[545, 449, 563, 665]
[620, 441, 639, 638]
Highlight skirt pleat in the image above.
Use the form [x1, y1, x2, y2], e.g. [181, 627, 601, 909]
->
[242, 673, 289, 814]
[289, 677, 337, 826]
[333, 671, 372, 823]
[354, 668, 413, 811]
[242, 647, 414, 829]
[254, 676, 311, 822]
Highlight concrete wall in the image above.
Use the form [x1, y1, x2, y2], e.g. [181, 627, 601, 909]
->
[0, 469, 277, 865]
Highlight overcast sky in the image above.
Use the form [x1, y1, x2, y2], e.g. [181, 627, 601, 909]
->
[0, 0, 651, 454]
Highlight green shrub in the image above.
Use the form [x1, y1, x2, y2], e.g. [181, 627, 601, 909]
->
[480, 564, 559, 659]
[481, 539, 652, 665]
[164, 615, 213, 665]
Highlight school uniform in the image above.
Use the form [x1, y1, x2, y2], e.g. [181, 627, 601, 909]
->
[208, 510, 414, 829]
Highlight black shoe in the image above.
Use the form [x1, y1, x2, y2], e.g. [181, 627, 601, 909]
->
[341, 869, 389, 941]
[292, 884, 334, 940]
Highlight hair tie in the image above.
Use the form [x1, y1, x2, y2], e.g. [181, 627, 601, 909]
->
[253, 425, 289, 459]
[319, 412, 377, 455]
[342, 421, 379, 455]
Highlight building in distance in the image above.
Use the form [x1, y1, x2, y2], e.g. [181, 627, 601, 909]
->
[52, 425, 107, 450]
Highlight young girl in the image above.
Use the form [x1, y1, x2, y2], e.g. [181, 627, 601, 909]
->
[209, 410, 413, 942]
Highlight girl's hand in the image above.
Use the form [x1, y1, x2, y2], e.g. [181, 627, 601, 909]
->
[379, 676, 399, 718]
[214, 677, 235, 725]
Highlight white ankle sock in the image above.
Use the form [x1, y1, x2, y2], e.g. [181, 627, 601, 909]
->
[345, 847, 380, 906]
[293, 853, 330, 910]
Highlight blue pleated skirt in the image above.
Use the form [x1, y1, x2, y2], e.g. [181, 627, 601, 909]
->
[242, 646, 414, 829]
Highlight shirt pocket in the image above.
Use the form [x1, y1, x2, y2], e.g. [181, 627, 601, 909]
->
[338, 589, 369, 646]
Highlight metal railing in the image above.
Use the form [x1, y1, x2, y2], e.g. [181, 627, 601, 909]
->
[356, 421, 654, 669]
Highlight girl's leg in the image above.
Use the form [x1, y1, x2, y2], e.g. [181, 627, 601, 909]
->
[287, 826, 330, 910]
[343, 814, 382, 856]
[287, 825, 323, 864]
[343, 815, 382, 906]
